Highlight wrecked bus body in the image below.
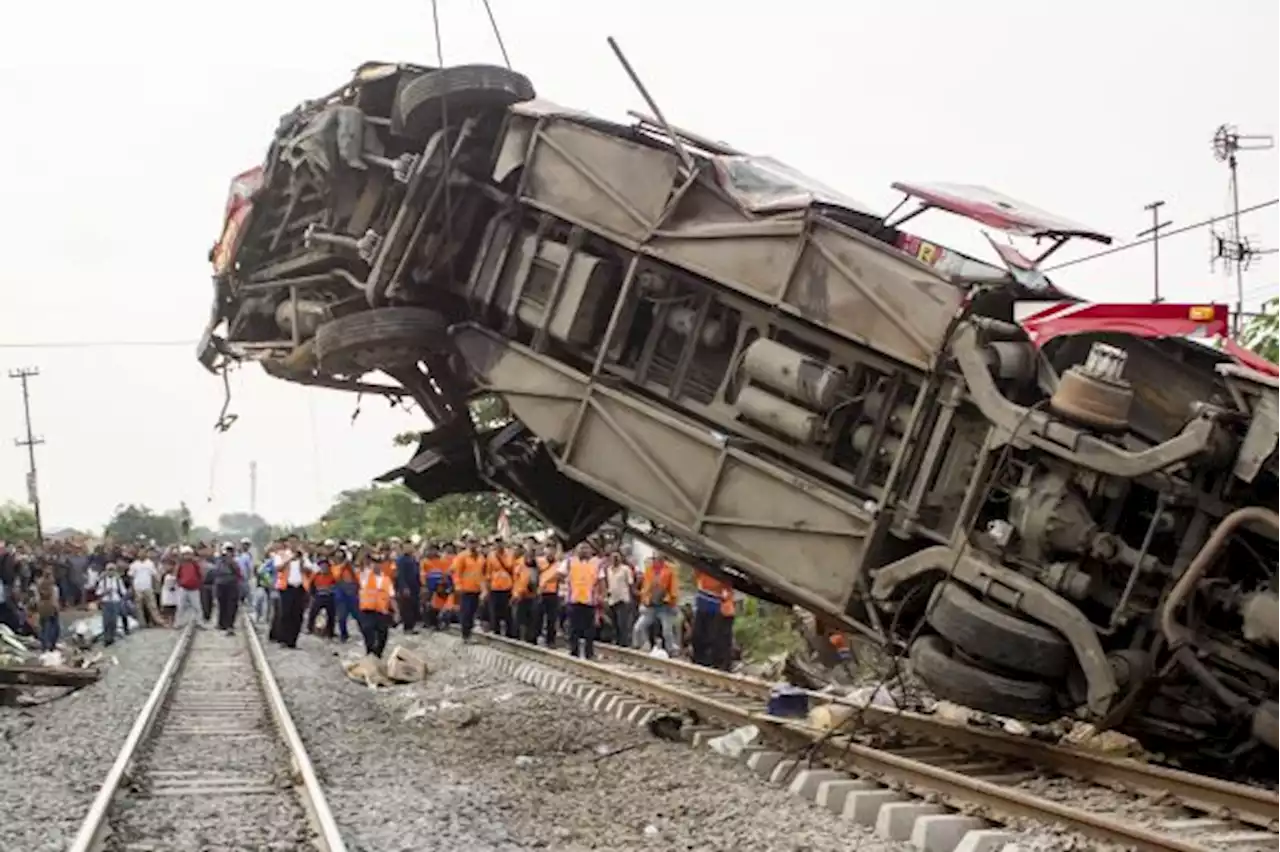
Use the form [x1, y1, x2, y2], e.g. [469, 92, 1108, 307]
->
[202, 63, 1279, 769]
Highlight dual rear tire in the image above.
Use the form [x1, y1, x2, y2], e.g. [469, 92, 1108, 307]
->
[910, 582, 1070, 722]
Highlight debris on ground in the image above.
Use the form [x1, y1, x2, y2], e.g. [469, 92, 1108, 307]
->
[69, 614, 141, 649]
[342, 655, 395, 688]
[706, 725, 760, 758]
[385, 646, 428, 683]
[1060, 723, 1146, 758]
[0, 624, 108, 691]
[341, 645, 429, 688]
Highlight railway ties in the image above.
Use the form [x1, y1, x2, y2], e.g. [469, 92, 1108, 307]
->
[468, 633, 1278, 852]
[69, 621, 346, 852]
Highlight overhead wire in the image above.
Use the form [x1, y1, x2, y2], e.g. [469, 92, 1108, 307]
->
[0, 340, 197, 349]
[1044, 199, 1278, 272]
[481, 0, 512, 68]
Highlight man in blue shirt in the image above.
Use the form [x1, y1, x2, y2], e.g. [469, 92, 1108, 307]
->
[394, 540, 421, 635]
[235, 539, 254, 603]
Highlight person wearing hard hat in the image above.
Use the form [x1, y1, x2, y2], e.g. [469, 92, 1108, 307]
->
[174, 545, 204, 629]
[306, 540, 338, 639]
[565, 541, 605, 659]
[484, 536, 516, 637]
[357, 552, 397, 657]
[509, 542, 539, 642]
[331, 543, 359, 642]
[450, 533, 485, 641]
[420, 543, 450, 631]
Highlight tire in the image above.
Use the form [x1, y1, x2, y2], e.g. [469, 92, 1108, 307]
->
[926, 582, 1070, 679]
[393, 65, 536, 140]
[910, 635, 1059, 722]
[314, 307, 448, 374]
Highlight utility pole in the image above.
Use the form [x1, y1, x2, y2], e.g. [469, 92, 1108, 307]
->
[249, 460, 258, 515]
[9, 367, 44, 542]
[1137, 200, 1173, 303]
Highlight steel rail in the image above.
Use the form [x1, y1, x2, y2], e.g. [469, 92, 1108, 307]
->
[244, 618, 348, 852]
[592, 643, 1279, 829]
[68, 624, 195, 852]
[472, 633, 1271, 852]
[69, 622, 348, 852]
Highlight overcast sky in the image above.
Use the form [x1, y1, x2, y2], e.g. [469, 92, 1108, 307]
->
[0, 0, 1276, 532]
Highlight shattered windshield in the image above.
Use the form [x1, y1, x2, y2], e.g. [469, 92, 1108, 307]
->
[712, 155, 880, 217]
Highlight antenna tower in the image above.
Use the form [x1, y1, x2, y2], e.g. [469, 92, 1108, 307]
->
[1209, 124, 1276, 333]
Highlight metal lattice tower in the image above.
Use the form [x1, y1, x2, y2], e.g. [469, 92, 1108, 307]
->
[1210, 125, 1276, 333]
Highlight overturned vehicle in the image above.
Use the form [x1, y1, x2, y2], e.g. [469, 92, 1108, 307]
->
[203, 61, 1279, 770]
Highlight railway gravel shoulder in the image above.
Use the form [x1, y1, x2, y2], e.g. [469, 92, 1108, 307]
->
[266, 631, 910, 852]
[464, 633, 1278, 852]
[0, 629, 178, 852]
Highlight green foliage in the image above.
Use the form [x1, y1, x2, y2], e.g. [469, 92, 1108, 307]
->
[1241, 297, 1279, 364]
[393, 394, 511, 449]
[318, 483, 537, 544]
[105, 504, 183, 544]
[217, 511, 273, 548]
[0, 502, 38, 544]
[733, 601, 804, 663]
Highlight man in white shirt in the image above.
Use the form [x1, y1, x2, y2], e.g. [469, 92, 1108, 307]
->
[272, 535, 313, 649]
[128, 550, 161, 628]
[604, 551, 635, 647]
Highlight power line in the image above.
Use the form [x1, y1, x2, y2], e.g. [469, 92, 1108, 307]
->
[1045, 198, 1278, 272]
[9, 367, 44, 541]
[0, 340, 196, 350]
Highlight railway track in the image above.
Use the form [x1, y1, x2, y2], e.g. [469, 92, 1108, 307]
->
[68, 620, 346, 852]
[467, 632, 1277, 852]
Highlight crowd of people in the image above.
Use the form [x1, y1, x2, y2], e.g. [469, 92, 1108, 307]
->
[0, 537, 255, 650]
[254, 531, 738, 669]
[0, 532, 741, 671]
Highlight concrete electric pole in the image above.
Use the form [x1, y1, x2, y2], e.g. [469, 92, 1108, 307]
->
[9, 367, 44, 541]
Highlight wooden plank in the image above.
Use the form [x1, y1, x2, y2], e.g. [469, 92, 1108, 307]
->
[0, 665, 101, 687]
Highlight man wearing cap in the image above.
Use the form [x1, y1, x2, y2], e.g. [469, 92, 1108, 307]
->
[213, 543, 241, 634]
[236, 539, 254, 604]
[174, 545, 204, 628]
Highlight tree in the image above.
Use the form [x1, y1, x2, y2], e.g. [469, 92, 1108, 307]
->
[393, 394, 510, 448]
[1241, 297, 1279, 364]
[0, 502, 38, 544]
[104, 504, 183, 545]
[218, 511, 273, 548]
[317, 483, 538, 544]
[381, 393, 538, 539]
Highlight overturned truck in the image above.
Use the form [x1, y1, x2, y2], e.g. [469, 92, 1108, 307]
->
[202, 61, 1279, 769]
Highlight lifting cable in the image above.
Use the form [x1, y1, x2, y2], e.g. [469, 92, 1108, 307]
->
[480, 0, 512, 69]
[431, 0, 456, 285]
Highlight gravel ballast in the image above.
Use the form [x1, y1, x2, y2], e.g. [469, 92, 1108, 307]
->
[0, 626, 178, 852]
[267, 629, 909, 852]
